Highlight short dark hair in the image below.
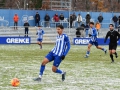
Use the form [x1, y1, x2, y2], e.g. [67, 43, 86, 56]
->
[109, 24, 114, 27]
[89, 22, 94, 25]
[38, 25, 41, 27]
[56, 25, 64, 29]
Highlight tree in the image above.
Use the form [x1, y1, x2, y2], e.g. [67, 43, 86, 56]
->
[31, 0, 42, 9]
[0, 0, 5, 8]
[1, 0, 120, 11]
[42, 0, 50, 10]
[90, 0, 105, 11]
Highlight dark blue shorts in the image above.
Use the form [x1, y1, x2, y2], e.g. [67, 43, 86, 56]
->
[89, 40, 98, 46]
[45, 52, 62, 67]
[37, 38, 43, 42]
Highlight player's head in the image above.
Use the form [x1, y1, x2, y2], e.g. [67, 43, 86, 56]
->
[89, 22, 94, 28]
[109, 24, 114, 30]
[56, 25, 64, 35]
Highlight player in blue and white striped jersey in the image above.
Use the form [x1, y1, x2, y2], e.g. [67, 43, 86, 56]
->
[84, 22, 107, 58]
[36, 26, 44, 49]
[34, 25, 70, 81]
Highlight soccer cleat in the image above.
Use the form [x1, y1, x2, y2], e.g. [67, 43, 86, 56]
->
[115, 54, 118, 58]
[62, 72, 66, 81]
[33, 77, 41, 81]
[115, 55, 118, 58]
[40, 46, 42, 49]
[111, 61, 114, 63]
[40, 47, 42, 49]
[105, 50, 107, 54]
[84, 55, 89, 58]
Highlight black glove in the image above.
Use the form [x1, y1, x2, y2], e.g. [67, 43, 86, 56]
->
[61, 55, 65, 60]
[89, 34, 92, 37]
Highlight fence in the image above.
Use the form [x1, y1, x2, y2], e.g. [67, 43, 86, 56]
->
[0, 9, 119, 28]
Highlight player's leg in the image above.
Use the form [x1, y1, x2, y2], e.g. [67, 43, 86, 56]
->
[39, 52, 54, 77]
[37, 40, 40, 45]
[39, 41, 42, 49]
[84, 43, 92, 58]
[37, 39, 42, 49]
[33, 58, 49, 81]
[109, 44, 114, 63]
[34, 52, 54, 81]
[114, 50, 118, 58]
[95, 42, 107, 54]
[52, 56, 66, 81]
[52, 56, 62, 74]
[96, 46, 107, 54]
[39, 58, 49, 77]
[38, 40, 42, 49]
[109, 50, 114, 63]
[112, 49, 118, 58]
[112, 44, 118, 58]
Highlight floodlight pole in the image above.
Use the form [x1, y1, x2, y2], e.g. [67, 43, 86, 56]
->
[69, 0, 72, 34]
[24, 0, 26, 9]
[27, 3, 28, 10]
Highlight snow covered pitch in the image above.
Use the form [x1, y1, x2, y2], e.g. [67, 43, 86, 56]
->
[0, 44, 120, 90]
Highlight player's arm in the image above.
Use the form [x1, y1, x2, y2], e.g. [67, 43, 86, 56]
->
[36, 31, 38, 35]
[92, 29, 97, 36]
[117, 31, 120, 41]
[104, 32, 109, 43]
[64, 39, 70, 56]
[42, 30, 45, 34]
[61, 35, 71, 60]
[89, 29, 97, 37]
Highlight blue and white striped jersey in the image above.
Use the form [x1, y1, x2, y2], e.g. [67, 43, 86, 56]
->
[90, 28, 97, 42]
[36, 29, 44, 39]
[51, 34, 70, 56]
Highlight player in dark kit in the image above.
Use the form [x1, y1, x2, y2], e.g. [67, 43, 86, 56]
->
[104, 24, 120, 63]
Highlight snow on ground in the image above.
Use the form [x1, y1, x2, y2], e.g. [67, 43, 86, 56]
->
[0, 45, 120, 90]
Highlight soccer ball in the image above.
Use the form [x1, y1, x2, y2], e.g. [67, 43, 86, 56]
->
[11, 78, 20, 87]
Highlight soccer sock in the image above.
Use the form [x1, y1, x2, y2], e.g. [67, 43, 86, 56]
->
[39, 65, 45, 77]
[101, 48, 106, 51]
[55, 69, 63, 74]
[114, 52, 118, 58]
[40, 45, 42, 49]
[86, 51, 90, 56]
[39, 44, 42, 49]
[110, 54, 114, 62]
[114, 52, 117, 56]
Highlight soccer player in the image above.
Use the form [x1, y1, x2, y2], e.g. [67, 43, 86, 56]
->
[104, 24, 120, 63]
[84, 22, 107, 58]
[34, 25, 70, 81]
[36, 26, 44, 49]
